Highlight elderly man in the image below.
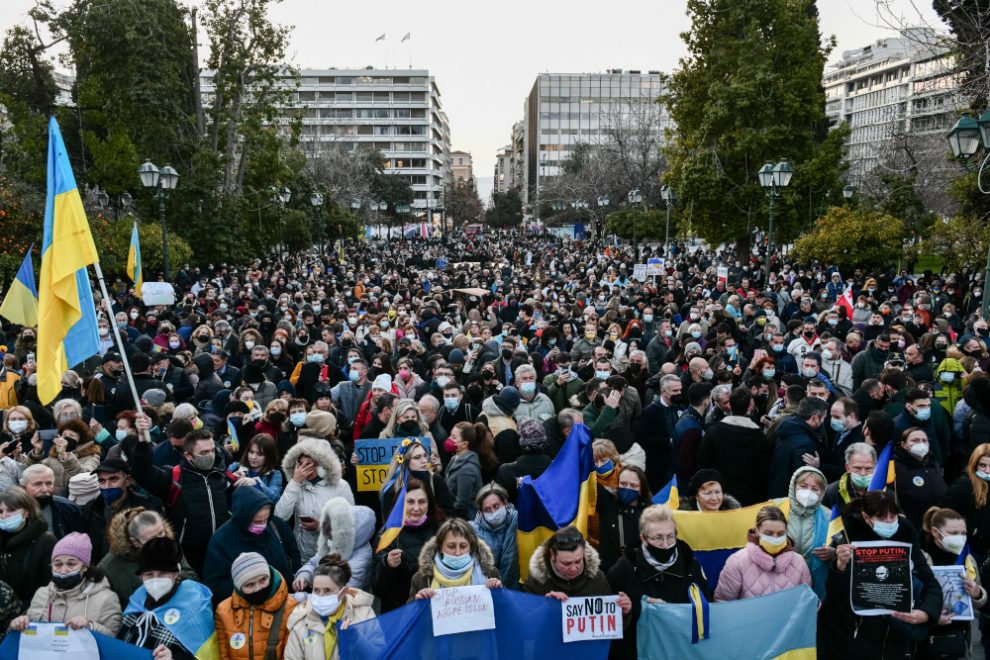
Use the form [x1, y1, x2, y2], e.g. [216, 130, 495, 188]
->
[417, 395, 447, 449]
[21, 464, 87, 540]
[514, 364, 555, 423]
[680, 356, 713, 392]
[705, 384, 732, 427]
[637, 374, 683, 491]
[820, 338, 853, 394]
[823, 442, 877, 509]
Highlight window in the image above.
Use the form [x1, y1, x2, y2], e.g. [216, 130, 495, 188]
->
[335, 92, 353, 102]
[374, 125, 391, 135]
[393, 92, 411, 102]
[357, 92, 373, 102]
[394, 108, 411, 118]
[373, 92, 390, 102]
[336, 77, 352, 85]
[299, 91, 316, 102]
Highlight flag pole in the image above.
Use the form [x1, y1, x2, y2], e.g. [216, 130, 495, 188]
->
[92, 262, 143, 415]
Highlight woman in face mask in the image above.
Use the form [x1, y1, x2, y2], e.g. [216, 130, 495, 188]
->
[2, 406, 35, 449]
[714, 505, 811, 601]
[824, 491, 943, 659]
[24, 419, 101, 498]
[944, 444, 990, 566]
[443, 423, 488, 519]
[606, 504, 712, 658]
[118, 537, 214, 660]
[593, 465, 652, 574]
[893, 427, 947, 529]
[470, 483, 520, 590]
[0, 488, 56, 606]
[230, 434, 284, 504]
[214, 551, 297, 660]
[285, 553, 376, 660]
[783, 466, 831, 599]
[918, 507, 988, 655]
[411, 518, 502, 601]
[9, 532, 121, 636]
[378, 438, 456, 523]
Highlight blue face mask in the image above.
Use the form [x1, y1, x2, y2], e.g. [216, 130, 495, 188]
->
[100, 487, 124, 505]
[307, 354, 325, 364]
[596, 460, 615, 475]
[0, 512, 24, 533]
[771, 344, 784, 353]
[520, 382, 537, 396]
[691, 331, 702, 339]
[762, 369, 776, 379]
[348, 370, 360, 382]
[289, 412, 307, 427]
[726, 346, 738, 359]
[617, 487, 639, 505]
[594, 370, 611, 380]
[913, 406, 931, 421]
[871, 519, 899, 539]
[443, 397, 460, 412]
[940, 372, 956, 383]
[830, 418, 846, 433]
[441, 553, 474, 571]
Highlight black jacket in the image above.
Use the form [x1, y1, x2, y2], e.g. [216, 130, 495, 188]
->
[112, 373, 169, 413]
[372, 521, 437, 613]
[768, 416, 820, 498]
[495, 452, 552, 502]
[0, 517, 57, 604]
[84, 488, 163, 562]
[607, 541, 711, 660]
[892, 445, 947, 529]
[594, 486, 646, 574]
[44, 496, 88, 541]
[942, 475, 990, 554]
[636, 400, 681, 492]
[696, 416, 770, 506]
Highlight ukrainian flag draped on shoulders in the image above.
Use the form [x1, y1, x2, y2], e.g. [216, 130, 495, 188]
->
[37, 117, 100, 404]
[122, 580, 219, 659]
[516, 422, 597, 581]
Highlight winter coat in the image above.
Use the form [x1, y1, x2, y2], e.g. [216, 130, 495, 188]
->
[0, 580, 21, 637]
[713, 535, 811, 601]
[892, 445, 947, 529]
[515, 392, 556, 423]
[607, 541, 711, 659]
[202, 486, 302, 606]
[97, 513, 198, 608]
[275, 438, 355, 559]
[821, 503, 943, 660]
[960, 381, 990, 459]
[943, 474, 990, 555]
[784, 466, 830, 599]
[26, 576, 122, 636]
[478, 398, 520, 464]
[932, 358, 965, 417]
[696, 415, 770, 506]
[294, 499, 376, 590]
[372, 521, 437, 613]
[25, 441, 102, 496]
[0, 456, 23, 492]
[768, 416, 820, 498]
[283, 588, 376, 660]
[522, 541, 612, 597]
[471, 506, 520, 589]
[0, 517, 57, 604]
[228, 463, 284, 504]
[408, 535, 501, 598]
[214, 569, 297, 660]
[593, 485, 647, 574]
[445, 451, 484, 519]
[635, 400, 681, 492]
[851, 344, 888, 390]
[330, 380, 372, 429]
[494, 452, 551, 502]
[84, 488, 162, 562]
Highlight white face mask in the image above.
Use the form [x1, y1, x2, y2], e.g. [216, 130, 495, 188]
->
[940, 533, 967, 555]
[143, 576, 174, 601]
[795, 488, 820, 507]
[309, 592, 342, 616]
[908, 442, 929, 458]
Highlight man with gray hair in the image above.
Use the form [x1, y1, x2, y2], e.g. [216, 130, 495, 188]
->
[636, 374, 684, 491]
[768, 397, 829, 497]
[823, 442, 877, 509]
[514, 363, 555, 423]
[705, 384, 733, 427]
[21, 464, 87, 540]
[417, 394, 446, 447]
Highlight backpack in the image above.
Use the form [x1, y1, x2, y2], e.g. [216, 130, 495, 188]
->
[166, 463, 239, 508]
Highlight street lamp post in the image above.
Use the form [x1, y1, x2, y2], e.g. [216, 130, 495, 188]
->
[597, 196, 610, 241]
[137, 161, 179, 280]
[95, 189, 133, 220]
[947, 111, 990, 317]
[397, 204, 411, 240]
[842, 184, 855, 202]
[661, 185, 677, 261]
[757, 160, 793, 280]
[627, 189, 642, 261]
[310, 192, 324, 256]
[271, 186, 291, 257]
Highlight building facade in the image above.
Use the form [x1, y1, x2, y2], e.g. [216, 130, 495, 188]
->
[450, 150, 473, 185]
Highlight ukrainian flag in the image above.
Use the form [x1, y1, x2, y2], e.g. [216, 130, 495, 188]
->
[516, 423, 597, 581]
[869, 442, 895, 491]
[673, 502, 766, 588]
[376, 475, 408, 552]
[127, 221, 143, 299]
[227, 418, 240, 453]
[37, 117, 100, 404]
[653, 475, 679, 508]
[0, 246, 38, 327]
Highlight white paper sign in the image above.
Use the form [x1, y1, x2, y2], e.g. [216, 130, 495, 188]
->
[561, 595, 623, 642]
[932, 565, 975, 621]
[430, 585, 496, 636]
[646, 258, 665, 276]
[632, 264, 648, 281]
[18, 623, 100, 659]
[140, 282, 176, 305]
[717, 266, 729, 283]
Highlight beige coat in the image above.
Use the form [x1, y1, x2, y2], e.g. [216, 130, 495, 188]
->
[283, 588, 375, 660]
[26, 576, 122, 636]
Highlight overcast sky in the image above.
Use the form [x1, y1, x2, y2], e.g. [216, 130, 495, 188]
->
[2, 0, 943, 200]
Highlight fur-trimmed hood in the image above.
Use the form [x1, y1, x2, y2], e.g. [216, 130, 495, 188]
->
[49, 440, 101, 460]
[281, 437, 342, 486]
[315, 498, 376, 561]
[414, 535, 498, 581]
[107, 508, 177, 558]
[527, 540, 602, 585]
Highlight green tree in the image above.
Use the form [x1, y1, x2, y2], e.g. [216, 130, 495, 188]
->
[919, 213, 990, 273]
[486, 190, 523, 228]
[662, 0, 847, 253]
[446, 180, 483, 226]
[604, 209, 670, 241]
[792, 206, 904, 271]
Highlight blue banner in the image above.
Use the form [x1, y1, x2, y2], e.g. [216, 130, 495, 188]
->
[0, 628, 152, 659]
[339, 588, 609, 659]
[354, 436, 432, 493]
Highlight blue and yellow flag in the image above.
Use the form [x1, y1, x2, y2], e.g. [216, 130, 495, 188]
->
[37, 117, 100, 404]
[124, 580, 218, 659]
[0, 245, 38, 327]
[516, 423, 597, 581]
[673, 502, 766, 588]
[653, 475, 679, 508]
[127, 222, 143, 299]
[227, 417, 239, 453]
[377, 474, 408, 552]
[957, 542, 979, 581]
[869, 442, 895, 491]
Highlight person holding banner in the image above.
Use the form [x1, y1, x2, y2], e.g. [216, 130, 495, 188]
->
[606, 504, 711, 659]
[522, 527, 622, 604]
[410, 518, 502, 600]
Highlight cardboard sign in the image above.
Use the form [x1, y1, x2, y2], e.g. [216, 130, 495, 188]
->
[632, 264, 648, 282]
[646, 258, 665, 277]
[354, 436, 432, 492]
[716, 266, 729, 284]
[140, 282, 175, 305]
[430, 585, 496, 636]
[561, 595, 623, 643]
[850, 541, 913, 615]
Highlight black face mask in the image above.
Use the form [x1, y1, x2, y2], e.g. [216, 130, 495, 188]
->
[398, 421, 420, 436]
[501, 348, 513, 360]
[645, 542, 677, 564]
[670, 393, 686, 406]
[35, 495, 52, 508]
[629, 363, 642, 374]
[269, 412, 286, 425]
[51, 571, 84, 590]
[241, 586, 270, 606]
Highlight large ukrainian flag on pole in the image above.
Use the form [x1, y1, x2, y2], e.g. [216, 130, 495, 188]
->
[127, 221, 143, 299]
[37, 117, 100, 405]
[516, 423, 597, 581]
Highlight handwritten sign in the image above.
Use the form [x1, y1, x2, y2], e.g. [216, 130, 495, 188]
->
[561, 595, 623, 642]
[716, 266, 729, 284]
[430, 585, 496, 636]
[632, 264, 648, 282]
[646, 258, 665, 277]
[354, 436, 432, 492]
[140, 282, 176, 305]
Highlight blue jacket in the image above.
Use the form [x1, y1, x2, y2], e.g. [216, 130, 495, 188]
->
[769, 417, 819, 498]
[201, 486, 301, 605]
[229, 462, 284, 503]
[471, 505, 520, 589]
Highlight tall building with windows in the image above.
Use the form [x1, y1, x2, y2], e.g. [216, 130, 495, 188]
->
[450, 150, 473, 185]
[518, 70, 667, 210]
[823, 30, 963, 182]
[202, 68, 451, 212]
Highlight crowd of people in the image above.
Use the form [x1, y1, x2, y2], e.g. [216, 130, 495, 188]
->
[0, 231, 988, 658]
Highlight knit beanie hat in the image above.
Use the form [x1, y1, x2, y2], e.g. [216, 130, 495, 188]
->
[372, 374, 393, 391]
[494, 386, 521, 415]
[142, 388, 168, 408]
[304, 410, 338, 438]
[231, 552, 269, 591]
[517, 418, 549, 452]
[52, 532, 92, 566]
[67, 472, 100, 506]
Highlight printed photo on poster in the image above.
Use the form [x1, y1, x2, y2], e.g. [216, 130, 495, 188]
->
[932, 565, 975, 622]
[850, 541, 913, 615]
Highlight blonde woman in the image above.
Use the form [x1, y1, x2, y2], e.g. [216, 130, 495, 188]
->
[944, 443, 990, 561]
[605, 322, 628, 370]
[377, 439, 455, 521]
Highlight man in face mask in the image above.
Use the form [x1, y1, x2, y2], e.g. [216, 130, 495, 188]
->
[892, 390, 947, 462]
[87, 458, 160, 558]
[823, 442, 876, 510]
[638, 375, 683, 492]
[21, 464, 86, 540]
[851, 334, 891, 391]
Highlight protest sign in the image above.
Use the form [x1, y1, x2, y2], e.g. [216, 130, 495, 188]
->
[716, 266, 728, 284]
[632, 264, 648, 282]
[932, 565, 975, 621]
[851, 541, 913, 615]
[19, 623, 100, 659]
[430, 585, 496, 636]
[140, 282, 175, 305]
[646, 258, 665, 277]
[562, 595, 623, 643]
[354, 436, 432, 492]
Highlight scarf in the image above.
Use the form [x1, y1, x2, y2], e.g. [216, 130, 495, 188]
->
[642, 544, 679, 572]
[430, 554, 486, 589]
[322, 601, 347, 658]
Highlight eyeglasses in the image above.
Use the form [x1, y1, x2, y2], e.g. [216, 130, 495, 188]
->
[644, 533, 677, 544]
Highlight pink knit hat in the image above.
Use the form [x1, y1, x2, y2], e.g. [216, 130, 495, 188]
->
[52, 532, 92, 566]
